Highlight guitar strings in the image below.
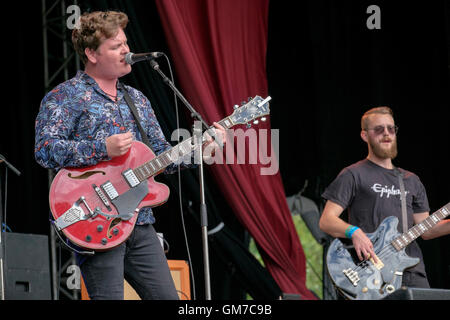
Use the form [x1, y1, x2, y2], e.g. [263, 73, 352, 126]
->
[350, 217, 441, 274]
[342, 208, 449, 284]
[63, 141, 189, 221]
[77, 118, 224, 208]
[59, 173, 130, 219]
[350, 242, 397, 274]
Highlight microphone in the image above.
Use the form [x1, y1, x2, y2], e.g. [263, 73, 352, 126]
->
[125, 52, 163, 65]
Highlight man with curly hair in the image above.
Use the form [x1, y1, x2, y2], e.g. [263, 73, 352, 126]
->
[35, 10, 224, 300]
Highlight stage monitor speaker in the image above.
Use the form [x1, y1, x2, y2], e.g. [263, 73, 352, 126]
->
[81, 259, 191, 300]
[2, 232, 51, 300]
[382, 287, 450, 300]
[279, 293, 302, 300]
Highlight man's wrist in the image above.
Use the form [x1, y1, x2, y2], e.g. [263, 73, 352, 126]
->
[345, 225, 360, 239]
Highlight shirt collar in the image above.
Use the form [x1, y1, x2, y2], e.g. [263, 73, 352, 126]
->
[76, 70, 124, 101]
[76, 70, 97, 86]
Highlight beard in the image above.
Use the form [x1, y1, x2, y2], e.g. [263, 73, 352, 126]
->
[369, 137, 398, 159]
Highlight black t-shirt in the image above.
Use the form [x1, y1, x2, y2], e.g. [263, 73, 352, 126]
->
[322, 159, 430, 276]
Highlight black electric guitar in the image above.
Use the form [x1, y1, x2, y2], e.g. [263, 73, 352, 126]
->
[326, 202, 450, 300]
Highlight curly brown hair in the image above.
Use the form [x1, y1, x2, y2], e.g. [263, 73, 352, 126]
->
[72, 11, 128, 64]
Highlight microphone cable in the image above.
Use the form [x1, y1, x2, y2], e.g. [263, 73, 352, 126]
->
[2, 167, 7, 233]
[158, 53, 197, 300]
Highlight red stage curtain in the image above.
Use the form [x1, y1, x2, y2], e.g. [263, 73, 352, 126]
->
[156, 0, 316, 299]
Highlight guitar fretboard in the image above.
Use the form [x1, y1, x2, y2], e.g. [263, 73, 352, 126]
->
[132, 117, 233, 182]
[391, 202, 450, 251]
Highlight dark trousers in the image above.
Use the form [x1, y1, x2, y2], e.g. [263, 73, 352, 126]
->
[79, 224, 179, 300]
[402, 270, 430, 288]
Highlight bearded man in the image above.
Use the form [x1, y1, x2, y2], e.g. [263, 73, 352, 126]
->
[319, 106, 450, 293]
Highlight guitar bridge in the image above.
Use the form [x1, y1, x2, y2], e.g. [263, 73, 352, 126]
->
[343, 268, 360, 286]
[93, 184, 112, 211]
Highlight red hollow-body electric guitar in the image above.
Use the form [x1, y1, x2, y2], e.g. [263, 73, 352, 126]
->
[49, 96, 271, 251]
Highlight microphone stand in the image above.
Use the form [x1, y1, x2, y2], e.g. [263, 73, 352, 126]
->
[0, 154, 21, 300]
[148, 59, 212, 300]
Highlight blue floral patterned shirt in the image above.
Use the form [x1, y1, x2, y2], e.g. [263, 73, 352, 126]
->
[35, 70, 189, 224]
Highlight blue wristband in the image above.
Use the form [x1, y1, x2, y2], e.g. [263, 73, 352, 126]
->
[347, 226, 359, 238]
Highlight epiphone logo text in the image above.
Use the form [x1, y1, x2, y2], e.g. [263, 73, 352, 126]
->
[371, 183, 408, 198]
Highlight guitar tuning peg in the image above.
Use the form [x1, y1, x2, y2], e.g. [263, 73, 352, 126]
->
[248, 97, 252, 101]
[234, 104, 239, 109]
[261, 117, 267, 122]
[253, 120, 259, 125]
[246, 123, 252, 129]
[241, 101, 246, 105]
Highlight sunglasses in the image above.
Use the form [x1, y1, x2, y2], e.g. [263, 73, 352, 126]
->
[365, 125, 398, 135]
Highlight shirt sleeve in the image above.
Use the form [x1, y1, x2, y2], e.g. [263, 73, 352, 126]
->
[34, 89, 109, 170]
[411, 175, 430, 213]
[321, 168, 357, 210]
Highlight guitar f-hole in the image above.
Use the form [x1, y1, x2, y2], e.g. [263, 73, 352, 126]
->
[107, 218, 121, 239]
[68, 170, 106, 179]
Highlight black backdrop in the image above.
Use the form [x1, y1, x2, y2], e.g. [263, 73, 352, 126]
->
[267, 0, 450, 289]
[1, 0, 449, 299]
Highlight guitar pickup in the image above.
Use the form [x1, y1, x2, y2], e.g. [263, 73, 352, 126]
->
[122, 169, 140, 188]
[369, 254, 384, 270]
[101, 181, 119, 200]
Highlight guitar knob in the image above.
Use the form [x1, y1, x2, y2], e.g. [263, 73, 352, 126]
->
[101, 238, 108, 245]
[385, 284, 395, 294]
[113, 228, 119, 236]
[85, 235, 92, 242]
[97, 225, 104, 232]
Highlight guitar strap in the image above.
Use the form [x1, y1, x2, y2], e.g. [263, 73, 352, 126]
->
[118, 82, 152, 149]
[396, 168, 408, 233]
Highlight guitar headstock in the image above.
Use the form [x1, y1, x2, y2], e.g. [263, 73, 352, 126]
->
[229, 96, 271, 128]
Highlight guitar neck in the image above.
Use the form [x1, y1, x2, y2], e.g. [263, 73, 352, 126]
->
[127, 95, 271, 182]
[391, 202, 450, 251]
[132, 117, 234, 182]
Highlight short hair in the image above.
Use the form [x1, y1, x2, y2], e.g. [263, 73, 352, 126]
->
[72, 11, 128, 64]
[361, 106, 394, 130]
